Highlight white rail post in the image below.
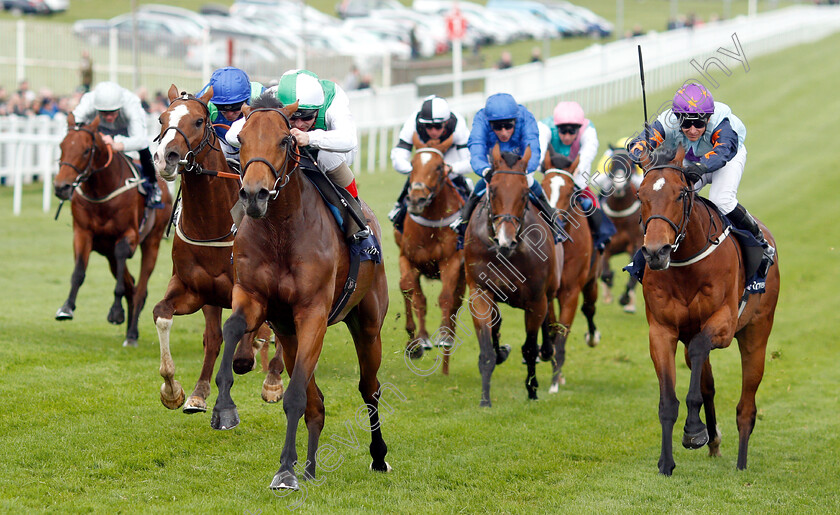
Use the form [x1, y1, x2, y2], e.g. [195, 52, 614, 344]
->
[16, 20, 25, 84]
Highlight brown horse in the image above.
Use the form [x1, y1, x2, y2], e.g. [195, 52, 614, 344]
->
[151, 85, 285, 413]
[599, 149, 643, 313]
[636, 146, 780, 474]
[464, 145, 562, 406]
[212, 95, 390, 490]
[53, 113, 172, 347]
[541, 151, 600, 392]
[396, 133, 466, 373]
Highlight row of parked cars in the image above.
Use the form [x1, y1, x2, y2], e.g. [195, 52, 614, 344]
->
[71, 0, 612, 72]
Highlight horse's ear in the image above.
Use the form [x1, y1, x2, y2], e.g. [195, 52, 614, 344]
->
[67, 112, 75, 127]
[519, 146, 531, 171]
[90, 115, 100, 131]
[491, 143, 502, 169]
[198, 85, 213, 105]
[241, 104, 252, 118]
[412, 131, 424, 149]
[570, 154, 580, 173]
[674, 144, 686, 165]
[542, 145, 553, 171]
[282, 101, 299, 120]
[167, 84, 179, 103]
[436, 132, 455, 154]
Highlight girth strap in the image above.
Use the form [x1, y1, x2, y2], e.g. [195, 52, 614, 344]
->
[327, 252, 360, 324]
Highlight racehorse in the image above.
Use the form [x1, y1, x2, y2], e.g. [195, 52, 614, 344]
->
[541, 151, 600, 393]
[212, 94, 390, 490]
[151, 85, 285, 413]
[396, 133, 466, 374]
[53, 113, 172, 347]
[636, 145, 780, 474]
[599, 149, 643, 313]
[464, 145, 562, 406]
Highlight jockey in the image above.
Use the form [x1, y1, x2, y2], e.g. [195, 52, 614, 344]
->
[628, 82, 775, 265]
[226, 69, 369, 243]
[538, 101, 614, 250]
[72, 81, 162, 208]
[452, 92, 560, 245]
[591, 137, 644, 194]
[197, 67, 264, 163]
[388, 95, 473, 232]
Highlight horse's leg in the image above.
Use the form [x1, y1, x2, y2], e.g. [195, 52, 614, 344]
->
[125, 230, 164, 347]
[437, 254, 465, 376]
[301, 375, 326, 481]
[682, 331, 714, 450]
[621, 276, 638, 313]
[470, 288, 499, 407]
[649, 323, 679, 475]
[232, 329, 262, 375]
[106, 237, 132, 327]
[701, 357, 721, 457]
[550, 284, 578, 392]
[599, 252, 614, 305]
[582, 278, 600, 347]
[734, 324, 769, 470]
[398, 255, 423, 359]
[182, 304, 223, 414]
[262, 328, 286, 404]
[212, 292, 266, 431]
[56, 230, 93, 320]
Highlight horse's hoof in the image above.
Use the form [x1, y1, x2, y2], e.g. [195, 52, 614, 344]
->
[585, 330, 601, 348]
[210, 406, 239, 430]
[421, 338, 433, 350]
[548, 377, 565, 393]
[479, 398, 492, 408]
[623, 305, 636, 314]
[619, 293, 630, 306]
[405, 344, 424, 360]
[108, 307, 125, 325]
[232, 357, 255, 375]
[55, 307, 74, 320]
[539, 346, 553, 362]
[708, 428, 722, 457]
[269, 471, 299, 491]
[528, 392, 538, 400]
[261, 379, 285, 403]
[521, 356, 542, 365]
[160, 381, 185, 410]
[370, 461, 392, 473]
[122, 338, 138, 348]
[682, 427, 709, 449]
[496, 345, 511, 364]
[182, 396, 207, 414]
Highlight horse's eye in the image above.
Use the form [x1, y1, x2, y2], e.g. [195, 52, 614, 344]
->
[158, 116, 162, 124]
[195, 118, 203, 128]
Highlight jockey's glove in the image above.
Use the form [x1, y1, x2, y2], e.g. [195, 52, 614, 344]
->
[683, 161, 708, 184]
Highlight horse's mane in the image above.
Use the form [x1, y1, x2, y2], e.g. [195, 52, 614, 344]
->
[499, 151, 522, 168]
[649, 146, 679, 168]
[251, 91, 283, 110]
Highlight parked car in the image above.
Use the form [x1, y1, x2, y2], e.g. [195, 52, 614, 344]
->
[2, 0, 68, 15]
[73, 12, 203, 58]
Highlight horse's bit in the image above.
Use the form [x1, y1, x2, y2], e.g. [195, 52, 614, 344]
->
[241, 107, 301, 200]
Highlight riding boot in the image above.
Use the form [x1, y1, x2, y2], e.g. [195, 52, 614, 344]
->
[389, 178, 410, 233]
[450, 174, 473, 199]
[139, 148, 163, 209]
[450, 189, 482, 249]
[726, 203, 776, 266]
[341, 192, 371, 243]
[586, 207, 613, 252]
[528, 181, 562, 243]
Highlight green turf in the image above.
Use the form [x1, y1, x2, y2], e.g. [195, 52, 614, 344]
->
[1, 30, 839, 513]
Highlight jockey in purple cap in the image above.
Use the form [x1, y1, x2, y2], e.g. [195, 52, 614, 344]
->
[628, 82, 775, 266]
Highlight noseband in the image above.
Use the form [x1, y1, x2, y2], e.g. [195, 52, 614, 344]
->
[487, 169, 529, 241]
[641, 164, 694, 252]
[241, 107, 301, 199]
[409, 147, 447, 210]
[58, 126, 114, 184]
[153, 94, 218, 174]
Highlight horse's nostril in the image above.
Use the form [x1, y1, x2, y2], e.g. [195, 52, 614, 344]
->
[256, 189, 269, 201]
[166, 151, 180, 164]
[239, 189, 248, 201]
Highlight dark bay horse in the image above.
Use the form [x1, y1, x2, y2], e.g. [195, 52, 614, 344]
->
[464, 145, 562, 406]
[637, 146, 780, 474]
[540, 151, 600, 392]
[397, 133, 466, 373]
[599, 149, 643, 313]
[213, 96, 390, 490]
[151, 85, 285, 413]
[53, 113, 172, 347]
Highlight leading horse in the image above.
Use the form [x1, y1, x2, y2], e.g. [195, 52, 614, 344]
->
[636, 146, 780, 474]
[397, 133, 466, 373]
[151, 85, 284, 414]
[53, 114, 172, 347]
[464, 146, 562, 406]
[212, 95, 390, 490]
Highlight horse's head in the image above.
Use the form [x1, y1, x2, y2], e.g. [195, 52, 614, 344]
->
[54, 113, 108, 200]
[406, 132, 453, 215]
[486, 144, 531, 255]
[604, 148, 638, 198]
[541, 146, 579, 213]
[638, 145, 694, 270]
[236, 92, 299, 218]
[153, 84, 215, 181]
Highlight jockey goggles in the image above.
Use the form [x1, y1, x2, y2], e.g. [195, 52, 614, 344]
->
[291, 108, 318, 121]
[677, 114, 709, 129]
[556, 124, 581, 135]
[216, 101, 245, 112]
[422, 121, 444, 130]
[490, 119, 515, 131]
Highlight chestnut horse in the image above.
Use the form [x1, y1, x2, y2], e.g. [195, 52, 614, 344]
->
[464, 146, 562, 406]
[53, 113, 171, 347]
[599, 149, 643, 313]
[213, 95, 390, 490]
[397, 133, 466, 373]
[151, 85, 284, 414]
[637, 146, 779, 474]
[541, 151, 600, 393]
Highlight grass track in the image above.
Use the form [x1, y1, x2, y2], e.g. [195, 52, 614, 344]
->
[1, 30, 840, 513]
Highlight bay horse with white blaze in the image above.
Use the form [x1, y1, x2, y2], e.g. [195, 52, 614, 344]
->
[465, 146, 562, 406]
[636, 146, 779, 474]
[151, 85, 283, 414]
[213, 95, 390, 490]
[53, 114, 171, 347]
[397, 133, 466, 373]
[541, 151, 601, 392]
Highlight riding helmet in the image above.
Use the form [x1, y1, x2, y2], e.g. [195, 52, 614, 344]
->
[205, 67, 252, 105]
[484, 93, 519, 121]
[92, 81, 124, 111]
[417, 95, 450, 124]
[672, 82, 715, 115]
[552, 101, 585, 126]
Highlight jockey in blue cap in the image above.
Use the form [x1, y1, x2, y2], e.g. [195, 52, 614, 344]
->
[451, 92, 561, 245]
[197, 67, 264, 163]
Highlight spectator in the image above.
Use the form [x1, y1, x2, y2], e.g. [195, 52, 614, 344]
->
[409, 24, 420, 60]
[79, 50, 93, 93]
[530, 47, 543, 64]
[357, 73, 372, 90]
[496, 51, 513, 70]
[37, 88, 60, 118]
[135, 86, 151, 113]
[343, 65, 361, 91]
[17, 79, 36, 105]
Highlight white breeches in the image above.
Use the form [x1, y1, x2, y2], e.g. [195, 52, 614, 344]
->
[691, 145, 746, 215]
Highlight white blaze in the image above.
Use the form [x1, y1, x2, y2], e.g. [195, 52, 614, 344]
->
[548, 176, 565, 208]
[653, 177, 665, 191]
[154, 104, 190, 173]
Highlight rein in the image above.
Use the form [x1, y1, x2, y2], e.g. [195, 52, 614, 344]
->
[408, 147, 450, 217]
[241, 107, 301, 199]
[641, 163, 694, 252]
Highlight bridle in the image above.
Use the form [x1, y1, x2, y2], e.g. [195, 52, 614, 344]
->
[408, 147, 447, 211]
[153, 93, 221, 175]
[58, 125, 114, 185]
[641, 163, 695, 252]
[240, 107, 301, 199]
[486, 169, 529, 242]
